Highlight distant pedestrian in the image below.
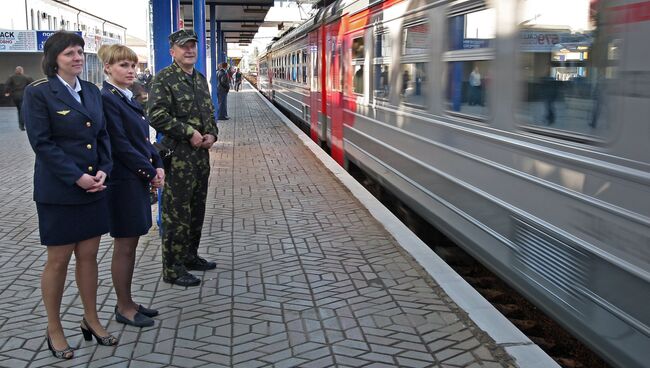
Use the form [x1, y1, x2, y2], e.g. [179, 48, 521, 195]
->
[23, 31, 117, 360]
[468, 66, 482, 106]
[401, 69, 410, 96]
[138, 68, 153, 91]
[234, 69, 242, 91]
[4, 66, 33, 130]
[216, 62, 230, 119]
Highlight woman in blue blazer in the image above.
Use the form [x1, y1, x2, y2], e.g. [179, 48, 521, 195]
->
[98, 44, 165, 328]
[23, 31, 117, 360]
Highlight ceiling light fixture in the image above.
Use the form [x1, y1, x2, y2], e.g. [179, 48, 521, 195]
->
[243, 7, 268, 14]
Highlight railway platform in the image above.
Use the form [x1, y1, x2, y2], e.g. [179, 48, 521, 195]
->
[0, 84, 555, 367]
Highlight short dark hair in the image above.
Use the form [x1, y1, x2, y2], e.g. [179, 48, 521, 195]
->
[42, 31, 85, 77]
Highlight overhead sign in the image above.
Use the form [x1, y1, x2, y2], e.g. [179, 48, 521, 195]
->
[0, 30, 102, 52]
[36, 31, 83, 51]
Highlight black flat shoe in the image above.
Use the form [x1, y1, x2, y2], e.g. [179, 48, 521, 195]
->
[115, 307, 154, 327]
[138, 304, 159, 317]
[163, 273, 201, 287]
[80, 318, 118, 346]
[46, 329, 74, 359]
[185, 257, 217, 271]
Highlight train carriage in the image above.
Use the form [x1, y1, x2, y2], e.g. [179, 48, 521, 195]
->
[258, 1, 650, 366]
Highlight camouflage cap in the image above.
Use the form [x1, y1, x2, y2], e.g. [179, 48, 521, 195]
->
[169, 29, 198, 47]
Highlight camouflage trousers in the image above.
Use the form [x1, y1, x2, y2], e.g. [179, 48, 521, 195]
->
[161, 142, 211, 279]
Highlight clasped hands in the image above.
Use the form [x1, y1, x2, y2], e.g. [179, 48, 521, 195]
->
[76, 170, 107, 193]
[190, 131, 216, 149]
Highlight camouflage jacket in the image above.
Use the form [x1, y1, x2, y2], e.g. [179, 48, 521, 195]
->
[147, 62, 218, 145]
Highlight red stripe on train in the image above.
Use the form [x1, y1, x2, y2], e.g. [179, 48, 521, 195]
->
[608, 1, 650, 24]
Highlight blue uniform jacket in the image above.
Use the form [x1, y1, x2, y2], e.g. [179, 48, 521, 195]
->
[23, 77, 112, 205]
[101, 81, 162, 182]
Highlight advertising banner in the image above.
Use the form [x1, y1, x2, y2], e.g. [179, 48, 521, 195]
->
[0, 30, 37, 52]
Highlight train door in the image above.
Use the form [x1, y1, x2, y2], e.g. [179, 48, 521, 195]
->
[343, 9, 371, 131]
[308, 29, 321, 143]
[325, 18, 345, 166]
[267, 53, 273, 98]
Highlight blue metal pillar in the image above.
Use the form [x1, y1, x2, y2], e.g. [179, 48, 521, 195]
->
[209, 5, 218, 113]
[224, 41, 228, 65]
[172, 0, 180, 30]
[151, 0, 174, 233]
[216, 22, 222, 64]
[152, 0, 172, 73]
[193, 0, 206, 75]
[449, 15, 464, 112]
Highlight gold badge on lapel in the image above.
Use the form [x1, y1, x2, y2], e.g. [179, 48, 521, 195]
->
[56, 110, 71, 116]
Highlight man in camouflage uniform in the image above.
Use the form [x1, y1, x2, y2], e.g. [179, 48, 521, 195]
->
[148, 29, 219, 287]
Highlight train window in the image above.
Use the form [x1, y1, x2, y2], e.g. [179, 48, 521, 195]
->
[517, 0, 610, 137]
[445, 5, 495, 117]
[298, 51, 303, 83]
[375, 31, 391, 58]
[373, 64, 390, 99]
[400, 63, 427, 107]
[448, 8, 495, 51]
[445, 61, 490, 116]
[352, 37, 364, 59]
[311, 46, 318, 91]
[403, 23, 429, 56]
[353, 65, 364, 94]
[373, 30, 391, 100]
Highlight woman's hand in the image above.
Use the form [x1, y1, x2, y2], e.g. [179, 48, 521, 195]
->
[76, 171, 107, 193]
[151, 168, 165, 189]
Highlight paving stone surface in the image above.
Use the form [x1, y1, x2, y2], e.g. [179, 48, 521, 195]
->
[0, 86, 516, 367]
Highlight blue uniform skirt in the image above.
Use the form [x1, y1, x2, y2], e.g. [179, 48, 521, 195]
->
[107, 179, 152, 238]
[36, 197, 109, 246]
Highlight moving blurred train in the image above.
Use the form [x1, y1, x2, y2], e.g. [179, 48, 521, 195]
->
[256, 1, 649, 367]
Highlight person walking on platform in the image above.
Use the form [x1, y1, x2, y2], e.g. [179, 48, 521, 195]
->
[23, 31, 117, 360]
[148, 29, 219, 287]
[97, 44, 164, 327]
[234, 68, 242, 92]
[216, 62, 230, 120]
[4, 66, 33, 130]
[138, 68, 153, 91]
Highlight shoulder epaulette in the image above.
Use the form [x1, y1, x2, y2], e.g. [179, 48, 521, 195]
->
[30, 78, 48, 87]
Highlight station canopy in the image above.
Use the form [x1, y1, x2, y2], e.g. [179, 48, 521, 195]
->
[180, 0, 273, 46]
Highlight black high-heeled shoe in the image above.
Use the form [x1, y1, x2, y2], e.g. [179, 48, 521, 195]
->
[80, 318, 118, 346]
[45, 329, 74, 359]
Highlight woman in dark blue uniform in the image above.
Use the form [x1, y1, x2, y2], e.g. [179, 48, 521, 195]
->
[97, 44, 165, 328]
[23, 31, 117, 360]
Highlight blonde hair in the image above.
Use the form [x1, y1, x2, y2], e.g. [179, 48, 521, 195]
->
[97, 44, 138, 74]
